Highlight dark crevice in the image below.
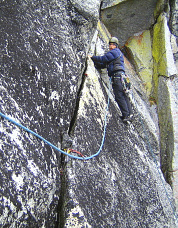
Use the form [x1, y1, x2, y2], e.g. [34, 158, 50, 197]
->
[55, 157, 68, 228]
[169, 0, 176, 35]
[56, 63, 88, 227]
[55, 134, 70, 228]
[68, 64, 88, 136]
[99, 1, 104, 20]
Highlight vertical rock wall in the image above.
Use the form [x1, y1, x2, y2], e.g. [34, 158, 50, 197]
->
[0, 0, 100, 226]
[61, 29, 177, 227]
[153, 3, 178, 210]
[125, 30, 153, 96]
[101, 0, 157, 46]
[101, 0, 178, 212]
[0, 0, 178, 227]
[152, 10, 178, 202]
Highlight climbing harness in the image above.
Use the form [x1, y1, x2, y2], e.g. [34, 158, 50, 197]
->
[0, 78, 112, 160]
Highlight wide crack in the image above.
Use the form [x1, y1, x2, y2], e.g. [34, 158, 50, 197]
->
[56, 66, 87, 228]
[68, 68, 88, 136]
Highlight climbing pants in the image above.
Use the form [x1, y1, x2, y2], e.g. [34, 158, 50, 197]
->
[112, 75, 132, 117]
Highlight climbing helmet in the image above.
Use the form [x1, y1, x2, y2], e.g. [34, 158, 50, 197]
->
[109, 37, 119, 45]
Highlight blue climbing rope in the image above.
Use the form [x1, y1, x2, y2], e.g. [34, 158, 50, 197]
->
[0, 78, 111, 160]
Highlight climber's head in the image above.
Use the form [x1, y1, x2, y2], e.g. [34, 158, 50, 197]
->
[109, 37, 119, 50]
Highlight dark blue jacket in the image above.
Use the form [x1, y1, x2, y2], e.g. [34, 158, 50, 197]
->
[91, 48, 125, 77]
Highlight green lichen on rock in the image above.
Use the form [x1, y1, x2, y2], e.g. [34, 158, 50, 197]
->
[154, 0, 168, 19]
[152, 13, 177, 100]
[152, 14, 168, 78]
[97, 21, 111, 44]
[125, 30, 153, 95]
[157, 77, 174, 187]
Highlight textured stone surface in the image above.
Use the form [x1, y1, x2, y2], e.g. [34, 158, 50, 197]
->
[102, 0, 127, 8]
[152, 13, 177, 80]
[62, 36, 176, 227]
[170, 4, 178, 208]
[157, 75, 178, 209]
[58, 27, 177, 227]
[125, 30, 153, 96]
[167, 76, 178, 210]
[101, 0, 157, 46]
[154, 0, 168, 19]
[0, 0, 178, 227]
[118, 4, 178, 212]
[170, 0, 178, 70]
[0, 0, 99, 226]
[70, 0, 101, 20]
[152, 8, 178, 216]
[169, 0, 178, 38]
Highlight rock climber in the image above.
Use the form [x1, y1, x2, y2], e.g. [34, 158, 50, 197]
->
[89, 37, 133, 122]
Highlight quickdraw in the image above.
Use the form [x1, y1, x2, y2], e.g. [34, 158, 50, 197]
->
[64, 148, 84, 158]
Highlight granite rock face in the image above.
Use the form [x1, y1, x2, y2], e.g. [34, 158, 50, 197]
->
[61, 31, 177, 227]
[102, 0, 178, 211]
[0, 0, 177, 227]
[101, 0, 157, 46]
[0, 0, 99, 227]
[152, 12, 178, 208]
[170, 0, 178, 70]
[125, 30, 153, 96]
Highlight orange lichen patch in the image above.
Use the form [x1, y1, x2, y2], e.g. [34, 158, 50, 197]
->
[135, 33, 144, 45]
[125, 33, 144, 46]
[125, 37, 132, 46]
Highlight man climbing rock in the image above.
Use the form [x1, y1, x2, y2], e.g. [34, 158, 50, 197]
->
[89, 37, 133, 122]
